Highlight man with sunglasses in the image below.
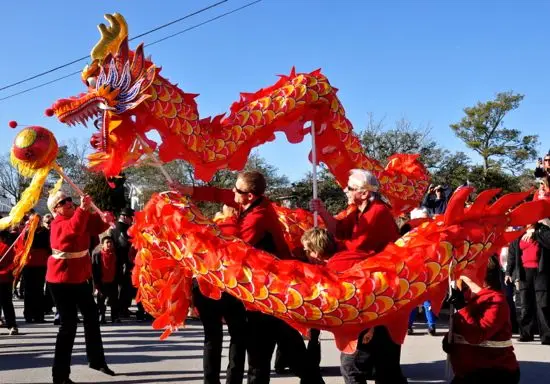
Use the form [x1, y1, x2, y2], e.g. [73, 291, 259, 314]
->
[46, 191, 115, 384]
[310, 169, 407, 384]
[171, 171, 324, 384]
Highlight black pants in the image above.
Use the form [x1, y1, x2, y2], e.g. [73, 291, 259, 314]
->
[0, 282, 16, 328]
[193, 284, 247, 384]
[49, 282, 106, 380]
[246, 311, 324, 384]
[340, 326, 407, 384]
[519, 268, 550, 343]
[119, 267, 135, 312]
[23, 266, 47, 321]
[97, 282, 119, 322]
[451, 368, 520, 384]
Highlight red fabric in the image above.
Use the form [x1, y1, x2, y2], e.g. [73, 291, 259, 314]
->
[450, 288, 518, 378]
[27, 248, 50, 267]
[335, 200, 399, 253]
[520, 240, 539, 269]
[46, 208, 110, 284]
[100, 249, 117, 283]
[0, 241, 15, 283]
[193, 186, 290, 258]
[325, 250, 375, 272]
[215, 216, 239, 237]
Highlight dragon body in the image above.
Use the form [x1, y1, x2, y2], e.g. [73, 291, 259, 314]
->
[48, 13, 429, 214]
[130, 188, 550, 351]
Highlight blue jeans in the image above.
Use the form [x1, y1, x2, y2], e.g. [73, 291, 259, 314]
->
[408, 301, 435, 328]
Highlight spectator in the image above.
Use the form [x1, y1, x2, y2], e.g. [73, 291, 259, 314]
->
[506, 222, 550, 344]
[421, 184, 452, 215]
[92, 236, 120, 324]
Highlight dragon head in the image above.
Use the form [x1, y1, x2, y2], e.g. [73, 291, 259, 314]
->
[47, 13, 156, 157]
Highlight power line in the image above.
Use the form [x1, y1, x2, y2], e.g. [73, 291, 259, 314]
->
[0, 0, 262, 103]
[0, 0, 228, 92]
[146, 0, 261, 47]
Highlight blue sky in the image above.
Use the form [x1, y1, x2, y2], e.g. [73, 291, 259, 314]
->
[1, 0, 548, 182]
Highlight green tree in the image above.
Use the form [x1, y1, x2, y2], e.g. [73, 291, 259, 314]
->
[431, 151, 471, 190]
[450, 92, 538, 178]
[290, 167, 346, 215]
[360, 114, 447, 171]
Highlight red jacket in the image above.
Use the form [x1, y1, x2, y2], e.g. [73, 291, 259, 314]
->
[46, 208, 110, 284]
[0, 241, 15, 283]
[92, 249, 117, 284]
[26, 228, 51, 267]
[335, 200, 399, 253]
[193, 187, 291, 258]
[450, 288, 518, 377]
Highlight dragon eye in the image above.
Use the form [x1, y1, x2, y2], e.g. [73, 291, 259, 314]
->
[86, 77, 97, 88]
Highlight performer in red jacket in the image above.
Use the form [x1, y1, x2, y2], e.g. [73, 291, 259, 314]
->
[444, 256, 520, 383]
[310, 169, 406, 384]
[46, 191, 115, 384]
[172, 171, 323, 384]
[23, 216, 51, 323]
[0, 230, 18, 335]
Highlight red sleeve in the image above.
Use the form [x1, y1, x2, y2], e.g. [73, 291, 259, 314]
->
[193, 186, 237, 208]
[63, 207, 90, 234]
[87, 212, 109, 236]
[454, 294, 508, 344]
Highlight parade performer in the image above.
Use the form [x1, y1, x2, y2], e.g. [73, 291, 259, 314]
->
[46, 191, 115, 384]
[310, 170, 407, 383]
[0, 230, 18, 335]
[173, 171, 323, 384]
[444, 256, 520, 383]
[23, 214, 52, 323]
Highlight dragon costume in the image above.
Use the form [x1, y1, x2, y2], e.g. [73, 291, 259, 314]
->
[45, 13, 550, 351]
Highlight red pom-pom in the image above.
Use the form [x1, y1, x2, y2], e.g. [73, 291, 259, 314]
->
[45, 108, 54, 117]
[8, 120, 17, 128]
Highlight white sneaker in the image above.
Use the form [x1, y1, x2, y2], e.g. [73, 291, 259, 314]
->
[8, 327, 19, 335]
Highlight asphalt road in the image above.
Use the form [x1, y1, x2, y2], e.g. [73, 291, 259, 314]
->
[1, 300, 549, 384]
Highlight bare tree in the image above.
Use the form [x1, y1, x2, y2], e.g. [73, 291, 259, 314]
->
[0, 154, 29, 202]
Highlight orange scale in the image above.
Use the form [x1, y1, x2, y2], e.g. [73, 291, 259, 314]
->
[331, 304, 359, 322]
[426, 262, 442, 285]
[283, 287, 304, 310]
[372, 296, 394, 314]
[287, 310, 307, 323]
[318, 291, 339, 313]
[264, 295, 287, 314]
[318, 315, 343, 327]
[233, 285, 254, 303]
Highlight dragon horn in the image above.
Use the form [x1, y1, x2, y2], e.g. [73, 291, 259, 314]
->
[90, 13, 129, 62]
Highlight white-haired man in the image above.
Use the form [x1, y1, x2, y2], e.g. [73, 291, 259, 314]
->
[310, 169, 407, 384]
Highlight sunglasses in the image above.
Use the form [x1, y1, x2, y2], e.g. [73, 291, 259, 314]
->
[544, 158, 550, 162]
[346, 185, 361, 192]
[233, 186, 250, 194]
[55, 197, 73, 208]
